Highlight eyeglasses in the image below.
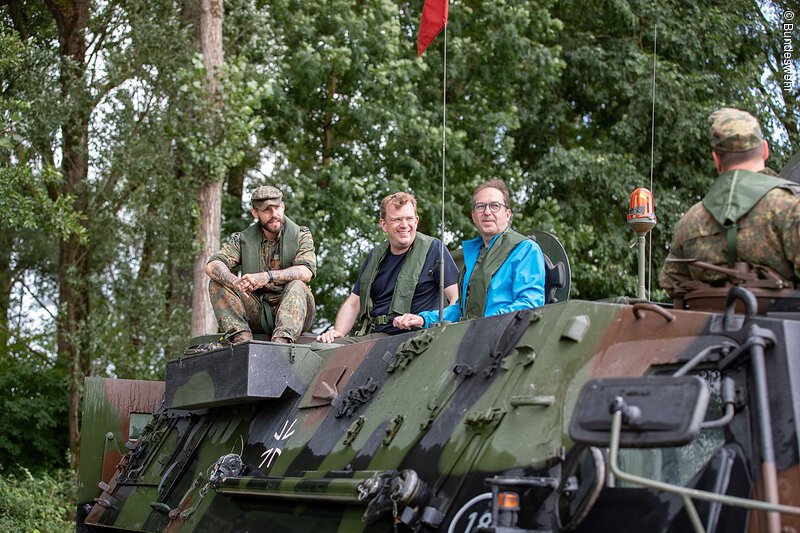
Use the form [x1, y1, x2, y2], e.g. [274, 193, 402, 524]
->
[387, 216, 417, 225]
[472, 202, 507, 213]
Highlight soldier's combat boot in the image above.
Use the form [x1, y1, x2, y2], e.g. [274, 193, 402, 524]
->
[230, 330, 253, 344]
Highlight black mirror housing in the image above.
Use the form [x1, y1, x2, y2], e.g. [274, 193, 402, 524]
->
[570, 376, 710, 448]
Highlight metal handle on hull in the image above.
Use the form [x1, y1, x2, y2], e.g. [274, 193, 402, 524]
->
[632, 302, 675, 323]
[723, 286, 757, 330]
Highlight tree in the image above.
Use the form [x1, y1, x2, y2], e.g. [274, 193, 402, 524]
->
[754, 1, 799, 154]
[40, 0, 93, 471]
[254, 0, 563, 320]
[512, 0, 797, 300]
[186, 0, 224, 337]
[177, 0, 271, 337]
[4, 0, 203, 468]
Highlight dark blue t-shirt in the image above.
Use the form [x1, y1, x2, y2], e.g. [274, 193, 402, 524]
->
[353, 238, 459, 334]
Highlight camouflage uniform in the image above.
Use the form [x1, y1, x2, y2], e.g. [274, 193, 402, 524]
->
[659, 108, 800, 295]
[208, 224, 316, 342]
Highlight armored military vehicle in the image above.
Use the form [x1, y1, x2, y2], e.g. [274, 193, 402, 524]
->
[76, 225, 800, 533]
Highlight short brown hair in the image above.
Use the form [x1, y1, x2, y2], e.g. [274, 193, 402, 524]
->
[713, 144, 764, 171]
[473, 179, 510, 208]
[380, 191, 417, 220]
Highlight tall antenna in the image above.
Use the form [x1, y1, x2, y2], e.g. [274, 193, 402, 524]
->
[647, 23, 658, 298]
[627, 22, 658, 301]
[438, 25, 448, 324]
[417, 0, 450, 324]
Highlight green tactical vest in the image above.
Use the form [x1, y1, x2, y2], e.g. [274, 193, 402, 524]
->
[238, 216, 301, 334]
[702, 169, 799, 267]
[357, 233, 434, 335]
[462, 229, 527, 320]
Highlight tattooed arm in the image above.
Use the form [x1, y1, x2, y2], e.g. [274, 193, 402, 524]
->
[237, 265, 313, 293]
[205, 260, 240, 288]
[238, 226, 315, 288]
[205, 232, 244, 289]
[271, 266, 313, 283]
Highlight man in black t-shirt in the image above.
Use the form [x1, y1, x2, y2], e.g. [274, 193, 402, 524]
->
[317, 192, 458, 342]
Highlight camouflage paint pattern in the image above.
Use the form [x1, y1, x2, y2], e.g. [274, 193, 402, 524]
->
[208, 227, 317, 289]
[77, 378, 164, 505]
[659, 187, 800, 292]
[707, 107, 764, 153]
[80, 300, 800, 532]
[209, 278, 315, 341]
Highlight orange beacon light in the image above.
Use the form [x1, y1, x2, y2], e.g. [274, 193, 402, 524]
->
[627, 187, 657, 234]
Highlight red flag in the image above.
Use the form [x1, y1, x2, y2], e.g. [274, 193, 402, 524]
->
[417, 0, 448, 57]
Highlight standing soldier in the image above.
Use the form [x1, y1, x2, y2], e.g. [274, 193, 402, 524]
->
[659, 108, 800, 296]
[205, 185, 316, 344]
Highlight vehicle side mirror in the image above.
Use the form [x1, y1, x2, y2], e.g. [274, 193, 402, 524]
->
[569, 376, 710, 448]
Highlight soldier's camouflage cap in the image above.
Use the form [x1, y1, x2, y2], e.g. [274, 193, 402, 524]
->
[707, 108, 764, 152]
[251, 185, 283, 209]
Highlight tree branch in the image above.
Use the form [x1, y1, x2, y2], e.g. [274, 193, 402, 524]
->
[18, 277, 58, 322]
[91, 93, 155, 212]
[0, 323, 56, 365]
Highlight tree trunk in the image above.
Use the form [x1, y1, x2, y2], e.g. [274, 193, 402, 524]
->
[60, 232, 91, 472]
[226, 159, 247, 202]
[191, 181, 222, 336]
[0, 230, 12, 348]
[189, 0, 224, 337]
[44, 0, 92, 472]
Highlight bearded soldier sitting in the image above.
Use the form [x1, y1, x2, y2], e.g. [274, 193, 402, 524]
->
[205, 185, 316, 344]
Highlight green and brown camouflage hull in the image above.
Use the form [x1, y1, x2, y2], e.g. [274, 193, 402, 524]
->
[78, 299, 800, 532]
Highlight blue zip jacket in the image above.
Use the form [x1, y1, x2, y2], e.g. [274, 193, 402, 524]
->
[419, 232, 545, 327]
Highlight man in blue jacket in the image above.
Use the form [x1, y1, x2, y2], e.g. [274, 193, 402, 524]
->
[394, 179, 545, 330]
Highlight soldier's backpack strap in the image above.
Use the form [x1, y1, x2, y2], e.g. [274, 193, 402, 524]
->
[240, 222, 263, 275]
[726, 224, 737, 268]
[356, 243, 389, 336]
[356, 314, 395, 336]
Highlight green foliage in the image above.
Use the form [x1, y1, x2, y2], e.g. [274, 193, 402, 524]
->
[172, 55, 271, 186]
[0, 164, 83, 240]
[519, 147, 643, 298]
[0, 0, 797, 477]
[0, 468, 72, 533]
[0, 27, 83, 240]
[0, 339, 68, 472]
[255, 0, 565, 319]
